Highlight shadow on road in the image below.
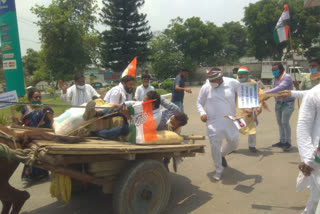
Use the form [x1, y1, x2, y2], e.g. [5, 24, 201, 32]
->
[251, 203, 305, 212]
[21, 185, 112, 214]
[165, 173, 213, 214]
[207, 167, 262, 194]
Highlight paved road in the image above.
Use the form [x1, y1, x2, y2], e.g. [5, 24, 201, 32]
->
[3, 86, 308, 214]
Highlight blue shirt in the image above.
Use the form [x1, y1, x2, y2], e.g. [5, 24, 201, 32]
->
[172, 75, 185, 102]
[266, 73, 295, 103]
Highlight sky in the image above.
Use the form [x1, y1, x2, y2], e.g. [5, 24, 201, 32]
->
[15, 0, 259, 56]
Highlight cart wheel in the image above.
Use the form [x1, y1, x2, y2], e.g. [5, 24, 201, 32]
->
[113, 159, 171, 214]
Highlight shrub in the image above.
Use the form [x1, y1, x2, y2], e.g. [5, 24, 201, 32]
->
[161, 80, 174, 91]
[156, 89, 169, 95]
[0, 113, 9, 125]
[151, 82, 159, 89]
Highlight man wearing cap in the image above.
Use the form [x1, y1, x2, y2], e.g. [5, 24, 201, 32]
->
[197, 67, 240, 180]
[59, 73, 100, 106]
[236, 67, 262, 153]
[171, 68, 192, 112]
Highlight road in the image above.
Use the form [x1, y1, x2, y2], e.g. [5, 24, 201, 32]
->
[3, 86, 308, 214]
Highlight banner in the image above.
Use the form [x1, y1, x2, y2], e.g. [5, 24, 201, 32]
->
[0, 0, 25, 97]
[0, 90, 18, 109]
[237, 82, 259, 108]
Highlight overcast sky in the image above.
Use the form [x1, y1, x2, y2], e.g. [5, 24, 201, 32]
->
[15, 0, 259, 56]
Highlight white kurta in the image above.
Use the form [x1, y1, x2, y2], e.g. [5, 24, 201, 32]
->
[291, 90, 308, 99]
[60, 84, 100, 106]
[197, 77, 240, 174]
[104, 83, 133, 104]
[134, 84, 155, 101]
[296, 84, 320, 214]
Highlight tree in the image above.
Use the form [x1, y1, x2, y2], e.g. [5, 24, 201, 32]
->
[32, 0, 98, 80]
[149, 33, 185, 80]
[100, 0, 152, 72]
[243, 0, 320, 60]
[164, 17, 227, 66]
[222, 22, 248, 62]
[22, 49, 40, 75]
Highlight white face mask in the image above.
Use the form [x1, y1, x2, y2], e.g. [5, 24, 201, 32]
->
[210, 82, 219, 88]
[77, 85, 85, 90]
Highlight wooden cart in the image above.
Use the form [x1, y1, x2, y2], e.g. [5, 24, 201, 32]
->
[14, 127, 205, 214]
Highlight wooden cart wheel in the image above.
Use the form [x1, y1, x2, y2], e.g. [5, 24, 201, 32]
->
[113, 159, 171, 214]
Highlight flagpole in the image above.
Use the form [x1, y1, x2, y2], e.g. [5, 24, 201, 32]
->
[288, 27, 300, 108]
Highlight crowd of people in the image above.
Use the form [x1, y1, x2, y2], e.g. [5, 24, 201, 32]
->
[8, 57, 320, 213]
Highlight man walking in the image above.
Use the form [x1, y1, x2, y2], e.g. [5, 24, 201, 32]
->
[197, 68, 240, 180]
[172, 68, 192, 112]
[296, 84, 320, 214]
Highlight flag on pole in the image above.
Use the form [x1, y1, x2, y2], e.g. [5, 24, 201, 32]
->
[128, 100, 157, 144]
[121, 57, 137, 78]
[273, 4, 290, 44]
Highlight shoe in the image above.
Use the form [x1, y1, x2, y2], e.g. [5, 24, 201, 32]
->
[282, 143, 291, 152]
[222, 157, 228, 167]
[83, 101, 97, 121]
[249, 147, 258, 153]
[213, 172, 222, 181]
[272, 142, 285, 148]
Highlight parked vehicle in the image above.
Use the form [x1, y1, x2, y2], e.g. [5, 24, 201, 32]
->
[91, 82, 103, 90]
[260, 61, 308, 83]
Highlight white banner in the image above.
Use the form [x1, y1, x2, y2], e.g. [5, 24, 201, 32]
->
[237, 82, 259, 108]
[0, 90, 18, 109]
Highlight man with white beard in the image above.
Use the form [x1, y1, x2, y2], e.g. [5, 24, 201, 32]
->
[197, 67, 240, 180]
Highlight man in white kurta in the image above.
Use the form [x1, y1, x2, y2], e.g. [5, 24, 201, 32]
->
[104, 75, 135, 104]
[197, 68, 240, 180]
[134, 74, 155, 101]
[296, 84, 320, 214]
[59, 73, 100, 106]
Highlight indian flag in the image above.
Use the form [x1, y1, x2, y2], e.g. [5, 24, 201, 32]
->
[121, 57, 137, 78]
[273, 4, 290, 44]
[128, 100, 157, 144]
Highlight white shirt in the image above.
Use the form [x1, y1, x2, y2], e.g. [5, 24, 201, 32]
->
[197, 77, 240, 120]
[291, 90, 308, 99]
[60, 84, 100, 106]
[134, 84, 155, 101]
[104, 83, 133, 104]
[297, 84, 320, 169]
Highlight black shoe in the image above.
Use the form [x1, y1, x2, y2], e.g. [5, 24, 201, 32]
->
[222, 157, 228, 167]
[282, 143, 291, 152]
[272, 142, 285, 148]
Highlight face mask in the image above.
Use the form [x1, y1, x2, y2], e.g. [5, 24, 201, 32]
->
[239, 78, 247, 83]
[272, 70, 280, 77]
[210, 82, 219, 88]
[31, 101, 42, 104]
[77, 85, 85, 90]
[309, 68, 318, 74]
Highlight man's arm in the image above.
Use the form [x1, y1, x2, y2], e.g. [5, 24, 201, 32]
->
[60, 87, 72, 103]
[174, 76, 192, 93]
[196, 85, 208, 122]
[108, 88, 123, 104]
[265, 76, 292, 94]
[89, 85, 100, 98]
[160, 97, 180, 113]
[297, 92, 317, 169]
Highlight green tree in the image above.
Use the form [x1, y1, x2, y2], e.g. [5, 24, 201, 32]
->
[100, 0, 152, 72]
[243, 0, 320, 60]
[149, 33, 185, 80]
[22, 48, 40, 75]
[164, 17, 227, 66]
[222, 21, 248, 62]
[32, 0, 98, 80]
